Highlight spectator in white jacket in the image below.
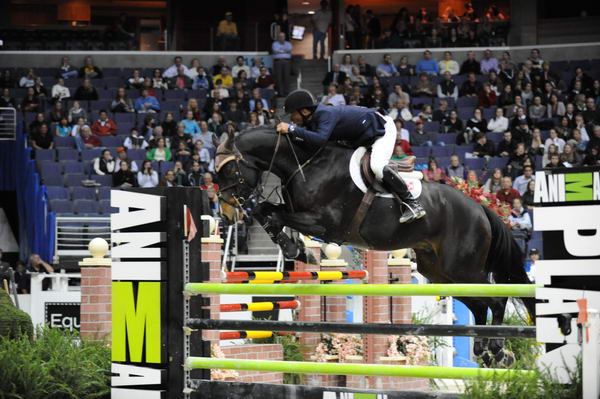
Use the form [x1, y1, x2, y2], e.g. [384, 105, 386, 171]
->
[51, 78, 70, 102]
[162, 56, 193, 79]
[137, 160, 159, 187]
[487, 107, 509, 133]
[321, 84, 346, 106]
[93, 149, 117, 175]
[438, 51, 460, 75]
[544, 128, 566, 153]
[388, 99, 413, 122]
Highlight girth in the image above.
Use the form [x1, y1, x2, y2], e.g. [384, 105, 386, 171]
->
[346, 150, 417, 244]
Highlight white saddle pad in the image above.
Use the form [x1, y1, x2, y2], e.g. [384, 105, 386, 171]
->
[349, 147, 423, 199]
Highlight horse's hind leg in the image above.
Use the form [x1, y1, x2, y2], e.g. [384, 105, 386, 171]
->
[455, 297, 490, 357]
[488, 297, 515, 367]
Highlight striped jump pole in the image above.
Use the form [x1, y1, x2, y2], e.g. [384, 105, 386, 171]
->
[184, 358, 534, 380]
[219, 331, 295, 340]
[185, 283, 539, 298]
[223, 270, 368, 282]
[220, 300, 301, 313]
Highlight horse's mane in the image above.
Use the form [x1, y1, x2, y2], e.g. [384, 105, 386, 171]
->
[216, 125, 348, 168]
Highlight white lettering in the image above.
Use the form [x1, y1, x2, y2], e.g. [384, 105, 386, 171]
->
[49, 313, 80, 332]
[534, 171, 548, 203]
[537, 344, 580, 384]
[50, 313, 62, 327]
[111, 388, 163, 398]
[111, 232, 166, 259]
[536, 317, 579, 344]
[536, 259, 600, 285]
[111, 191, 165, 230]
[594, 172, 600, 201]
[547, 174, 564, 202]
[536, 288, 600, 317]
[112, 261, 164, 281]
[112, 363, 163, 387]
[534, 205, 600, 257]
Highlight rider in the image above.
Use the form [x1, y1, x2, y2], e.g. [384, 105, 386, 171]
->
[277, 89, 426, 223]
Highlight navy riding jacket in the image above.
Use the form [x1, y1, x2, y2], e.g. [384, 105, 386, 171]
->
[290, 104, 386, 147]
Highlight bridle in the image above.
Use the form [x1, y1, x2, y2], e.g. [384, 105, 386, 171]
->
[215, 148, 263, 209]
[215, 129, 314, 212]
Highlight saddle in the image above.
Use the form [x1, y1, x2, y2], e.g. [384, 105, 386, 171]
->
[359, 150, 416, 192]
[347, 150, 417, 244]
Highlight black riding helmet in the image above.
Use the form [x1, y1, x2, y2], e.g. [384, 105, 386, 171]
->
[283, 89, 317, 114]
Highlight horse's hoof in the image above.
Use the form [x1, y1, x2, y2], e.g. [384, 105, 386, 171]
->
[481, 351, 493, 368]
[294, 249, 317, 265]
[473, 338, 489, 356]
[496, 349, 515, 368]
[303, 249, 318, 265]
[488, 338, 505, 355]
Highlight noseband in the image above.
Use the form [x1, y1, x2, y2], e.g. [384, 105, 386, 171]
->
[215, 148, 262, 209]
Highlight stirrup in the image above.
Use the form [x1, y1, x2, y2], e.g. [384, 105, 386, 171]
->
[399, 201, 426, 224]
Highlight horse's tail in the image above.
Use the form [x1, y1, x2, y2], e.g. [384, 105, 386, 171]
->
[482, 205, 536, 320]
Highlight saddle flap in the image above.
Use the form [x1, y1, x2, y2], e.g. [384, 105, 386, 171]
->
[359, 149, 417, 190]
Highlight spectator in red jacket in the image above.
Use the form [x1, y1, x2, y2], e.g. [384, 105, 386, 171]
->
[74, 126, 102, 151]
[496, 176, 520, 204]
[478, 82, 497, 108]
[91, 110, 118, 136]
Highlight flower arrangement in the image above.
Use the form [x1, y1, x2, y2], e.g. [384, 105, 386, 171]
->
[210, 343, 239, 380]
[313, 333, 363, 362]
[445, 176, 513, 226]
[387, 335, 430, 365]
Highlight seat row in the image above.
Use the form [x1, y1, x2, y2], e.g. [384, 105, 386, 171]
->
[36, 148, 147, 162]
[49, 199, 114, 216]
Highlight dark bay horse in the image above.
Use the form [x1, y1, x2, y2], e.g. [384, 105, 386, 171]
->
[215, 127, 534, 362]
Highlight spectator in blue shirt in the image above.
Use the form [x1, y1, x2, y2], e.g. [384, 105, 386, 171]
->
[376, 54, 398, 77]
[135, 88, 160, 113]
[249, 88, 269, 111]
[181, 110, 201, 134]
[272, 32, 293, 97]
[192, 67, 210, 90]
[415, 50, 439, 75]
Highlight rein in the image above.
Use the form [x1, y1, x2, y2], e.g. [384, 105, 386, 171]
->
[216, 128, 321, 211]
[215, 131, 283, 209]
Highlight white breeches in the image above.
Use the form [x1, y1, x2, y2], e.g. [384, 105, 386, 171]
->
[370, 113, 397, 180]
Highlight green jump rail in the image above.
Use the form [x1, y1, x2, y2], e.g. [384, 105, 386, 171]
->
[184, 358, 535, 380]
[184, 283, 539, 298]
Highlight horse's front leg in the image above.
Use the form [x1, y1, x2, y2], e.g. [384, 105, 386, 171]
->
[253, 202, 305, 260]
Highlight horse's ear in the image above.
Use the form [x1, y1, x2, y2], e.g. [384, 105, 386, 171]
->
[218, 130, 235, 153]
[224, 130, 235, 151]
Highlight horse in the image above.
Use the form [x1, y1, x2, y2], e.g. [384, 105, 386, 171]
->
[215, 126, 535, 365]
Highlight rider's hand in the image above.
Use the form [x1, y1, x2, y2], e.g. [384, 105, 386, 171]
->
[277, 122, 290, 134]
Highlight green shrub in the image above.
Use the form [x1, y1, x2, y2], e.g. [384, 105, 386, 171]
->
[0, 290, 33, 339]
[0, 327, 110, 399]
[463, 357, 582, 399]
[500, 311, 542, 368]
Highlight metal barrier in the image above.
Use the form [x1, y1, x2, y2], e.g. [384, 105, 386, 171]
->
[0, 107, 16, 140]
[54, 216, 110, 260]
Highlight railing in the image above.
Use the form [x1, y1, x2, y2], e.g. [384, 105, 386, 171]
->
[54, 216, 110, 261]
[0, 107, 16, 140]
[221, 222, 238, 272]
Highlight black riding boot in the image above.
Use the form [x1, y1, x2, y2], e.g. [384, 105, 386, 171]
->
[382, 166, 426, 223]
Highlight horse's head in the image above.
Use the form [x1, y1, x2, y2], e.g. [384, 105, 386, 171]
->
[215, 130, 263, 221]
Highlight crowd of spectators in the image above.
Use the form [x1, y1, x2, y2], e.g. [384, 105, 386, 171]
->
[324, 48, 600, 254]
[344, 2, 509, 50]
[0, 55, 285, 214]
[0, 248, 55, 293]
